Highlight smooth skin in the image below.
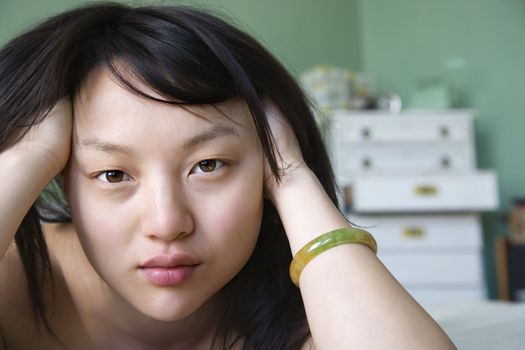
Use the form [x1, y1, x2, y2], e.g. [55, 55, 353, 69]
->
[0, 67, 456, 349]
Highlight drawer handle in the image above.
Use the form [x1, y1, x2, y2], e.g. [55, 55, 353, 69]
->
[361, 128, 371, 139]
[414, 185, 438, 196]
[441, 156, 451, 168]
[440, 126, 449, 138]
[402, 227, 425, 238]
[362, 157, 372, 169]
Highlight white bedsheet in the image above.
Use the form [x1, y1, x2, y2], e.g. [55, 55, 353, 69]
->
[428, 301, 525, 349]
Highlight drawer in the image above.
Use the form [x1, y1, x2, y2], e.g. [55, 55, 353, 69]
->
[352, 171, 498, 212]
[379, 252, 483, 285]
[348, 214, 482, 250]
[331, 110, 474, 143]
[334, 144, 473, 182]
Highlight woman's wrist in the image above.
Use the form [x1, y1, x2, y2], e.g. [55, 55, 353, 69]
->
[266, 164, 312, 204]
[268, 165, 350, 255]
[1, 146, 61, 187]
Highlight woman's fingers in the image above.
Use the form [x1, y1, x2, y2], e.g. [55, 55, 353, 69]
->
[14, 98, 73, 175]
[263, 100, 306, 199]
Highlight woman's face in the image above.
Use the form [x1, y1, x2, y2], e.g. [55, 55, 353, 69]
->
[65, 67, 265, 321]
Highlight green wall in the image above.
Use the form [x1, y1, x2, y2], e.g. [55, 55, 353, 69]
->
[358, 0, 525, 297]
[0, 0, 361, 76]
[359, 0, 525, 208]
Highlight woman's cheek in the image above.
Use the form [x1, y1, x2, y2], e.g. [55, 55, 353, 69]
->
[67, 174, 134, 256]
[199, 170, 264, 244]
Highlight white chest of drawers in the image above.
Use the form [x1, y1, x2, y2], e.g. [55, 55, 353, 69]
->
[328, 110, 499, 309]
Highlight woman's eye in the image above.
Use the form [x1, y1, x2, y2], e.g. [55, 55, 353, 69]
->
[96, 170, 132, 183]
[192, 159, 224, 174]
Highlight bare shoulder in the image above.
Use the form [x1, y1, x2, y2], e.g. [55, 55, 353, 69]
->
[0, 222, 78, 348]
[0, 233, 42, 347]
[0, 237, 34, 329]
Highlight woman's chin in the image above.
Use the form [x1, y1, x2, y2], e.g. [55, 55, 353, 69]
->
[130, 290, 219, 323]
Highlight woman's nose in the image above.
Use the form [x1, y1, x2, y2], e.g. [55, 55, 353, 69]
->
[139, 180, 194, 241]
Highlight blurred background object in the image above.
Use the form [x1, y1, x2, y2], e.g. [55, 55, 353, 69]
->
[509, 199, 525, 243]
[300, 65, 376, 111]
[329, 109, 499, 309]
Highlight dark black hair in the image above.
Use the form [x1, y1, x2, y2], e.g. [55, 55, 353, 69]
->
[0, 3, 339, 349]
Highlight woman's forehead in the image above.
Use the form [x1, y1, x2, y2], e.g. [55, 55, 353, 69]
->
[73, 66, 256, 132]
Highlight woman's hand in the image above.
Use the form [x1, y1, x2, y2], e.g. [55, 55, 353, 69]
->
[263, 101, 308, 203]
[10, 98, 72, 177]
[0, 98, 72, 259]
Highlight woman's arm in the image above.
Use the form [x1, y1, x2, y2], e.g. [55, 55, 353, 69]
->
[264, 105, 456, 350]
[0, 100, 71, 260]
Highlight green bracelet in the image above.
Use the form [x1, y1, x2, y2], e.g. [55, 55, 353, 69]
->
[289, 227, 378, 287]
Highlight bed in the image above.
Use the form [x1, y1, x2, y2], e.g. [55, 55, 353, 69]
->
[428, 301, 525, 349]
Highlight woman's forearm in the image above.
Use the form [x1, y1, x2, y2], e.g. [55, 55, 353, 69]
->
[270, 167, 349, 255]
[272, 168, 456, 350]
[0, 148, 56, 259]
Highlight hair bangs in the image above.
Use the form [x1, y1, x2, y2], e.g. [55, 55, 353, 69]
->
[95, 8, 238, 106]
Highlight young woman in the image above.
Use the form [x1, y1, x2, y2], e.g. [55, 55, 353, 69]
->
[0, 3, 456, 349]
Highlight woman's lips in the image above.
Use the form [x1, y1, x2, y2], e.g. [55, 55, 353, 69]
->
[140, 254, 200, 286]
[140, 266, 198, 286]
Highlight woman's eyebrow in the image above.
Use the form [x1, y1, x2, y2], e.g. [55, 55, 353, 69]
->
[80, 138, 132, 155]
[79, 124, 240, 154]
[181, 124, 240, 150]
